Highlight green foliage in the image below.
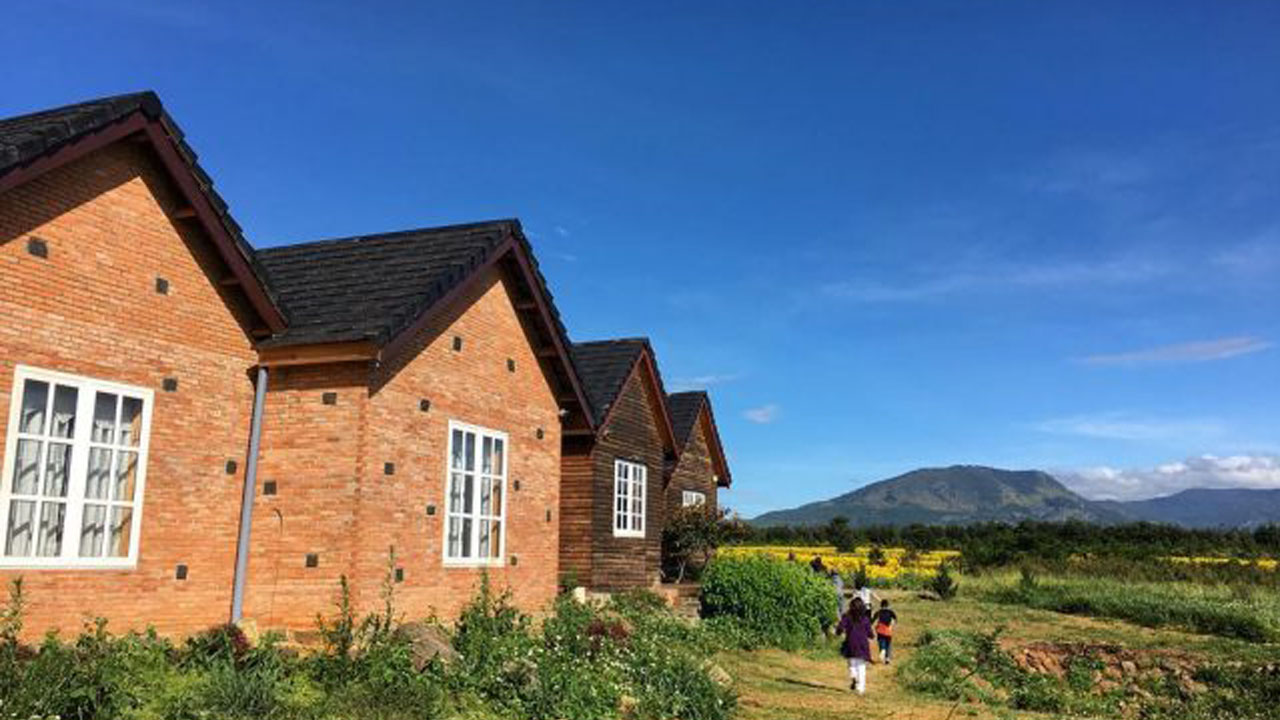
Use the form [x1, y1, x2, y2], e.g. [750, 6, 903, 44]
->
[986, 574, 1276, 642]
[700, 553, 837, 649]
[867, 545, 887, 566]
[662, 504, 728, 582]
[850, 563, 870, 590]
[825, 516, 857, 553]
[927, 563, 959, 600]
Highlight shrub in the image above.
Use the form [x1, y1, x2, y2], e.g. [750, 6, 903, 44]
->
[868, 545, 887, 566]
[662, 504, 727, 582]
[700, 553, 836, 649]
[928, 563, 959, 600]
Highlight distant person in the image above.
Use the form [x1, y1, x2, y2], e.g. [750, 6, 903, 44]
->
[836, 597, 875, 694]
[810, 555, 827, 574]
[852, 578, 876, 609]
[831, 570, 847, 616]
[874, 599, 898, 664]
[787, 552, 797, 563]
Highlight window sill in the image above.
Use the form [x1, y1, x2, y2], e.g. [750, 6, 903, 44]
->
[442, 558, 507, 569]
[0, 558, 138, 570]
[612, 531, 646, 539]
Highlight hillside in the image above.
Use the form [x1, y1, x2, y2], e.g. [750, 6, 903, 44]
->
[1108, 488, 1280, 529]
[751, 465, 1128, 527]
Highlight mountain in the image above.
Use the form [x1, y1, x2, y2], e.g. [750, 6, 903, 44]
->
[751, 465, 1129, 527]
[1107, 488, 1280, 529]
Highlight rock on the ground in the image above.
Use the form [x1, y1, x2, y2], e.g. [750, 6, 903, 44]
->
[394, 621, 459, 670]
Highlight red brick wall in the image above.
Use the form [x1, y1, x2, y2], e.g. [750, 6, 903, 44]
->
[243, 269, 563, 630]
[0, 142, 259, 637]
[666, 413, 719, 515]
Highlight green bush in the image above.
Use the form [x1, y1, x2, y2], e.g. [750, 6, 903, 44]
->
[700, 553, 837, 649]
[927, 564, 959, 600]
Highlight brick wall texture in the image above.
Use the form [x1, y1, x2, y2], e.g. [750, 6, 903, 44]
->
[1, 142, 563, 637]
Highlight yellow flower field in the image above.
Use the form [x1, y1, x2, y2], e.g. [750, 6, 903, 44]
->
[720, 545, 960, 581]
[1164, 556, 1279, 571]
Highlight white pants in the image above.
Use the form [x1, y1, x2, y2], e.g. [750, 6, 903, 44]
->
[848, 658, 867, 694]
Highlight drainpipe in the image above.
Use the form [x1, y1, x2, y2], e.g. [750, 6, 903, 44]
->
[231, 365, 269, 623]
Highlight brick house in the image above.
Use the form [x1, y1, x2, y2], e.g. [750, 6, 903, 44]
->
[0, 92, 593, 635]
[664, 391, 732, 515]
[559, 339, 680, 590]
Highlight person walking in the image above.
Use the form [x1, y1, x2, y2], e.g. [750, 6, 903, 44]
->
[873, 599, 898, 664]
[836, 597, 875, 694]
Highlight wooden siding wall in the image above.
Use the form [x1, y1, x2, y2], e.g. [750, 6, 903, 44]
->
[666, 412, 719, 515]
[587, 369, 666, 589]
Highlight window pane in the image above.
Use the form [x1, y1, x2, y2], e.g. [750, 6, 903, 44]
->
[18, 380, 49, 435]
[492, 439, 503, 475]
[478, 519, 490, 558]
[51, 386, 78, 439]
[43, 442, 72, 497]
[447, 517, 462, 558]
[491, 482, 502, 515]
[112, 452, 138, 502]
[92, 393, 118, 444]
[5, 500, 35, 556]
[450, 429, 465, 470]
[460, 518, 472, 558]
[482, 437, 493, 474]
[488, 521, 501, 559]
[86, 448, 113, 500]
[79, 504, 107, 557]
[11, 439, 41, 495]
[107, 507, 133, 557]
[463, 474, 475, 514]
[479, 477, 492, 515]
[464, 432, 475, 472]
[36, 502, 65, 557]
[118, 397, 142, 446]
[448, 472, 464, 512]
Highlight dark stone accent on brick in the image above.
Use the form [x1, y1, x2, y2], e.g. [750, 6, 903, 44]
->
[426, 504, 436, 516]
[507, 358, 515, 372]
[27, 237, 48, 258]
[419, 398, 431, 412]
[175, 564, 188, 580]
[263, 481, 277, 496]
[536, 427, 544, 440]
[452, 335, 463, 351]
[155, 276, 169, 294]
[322, 392, 337, 405]
[395, 567, 405, 583]
[384, 462, 395, 475]
[305, 553, 319, 568]
[162, 378, 178, 392]
[225, 459, 237, 475]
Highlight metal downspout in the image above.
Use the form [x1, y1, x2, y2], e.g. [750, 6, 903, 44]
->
[231, 365, 268, 623]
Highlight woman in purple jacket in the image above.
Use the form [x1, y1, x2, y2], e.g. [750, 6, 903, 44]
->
[836, 597, 876, 694]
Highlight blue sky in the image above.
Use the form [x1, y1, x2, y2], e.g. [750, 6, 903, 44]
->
[5, 1, 1278, 514]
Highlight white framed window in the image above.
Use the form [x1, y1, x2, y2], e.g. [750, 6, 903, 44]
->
[613, 459, 646, 538]
[1, 366, 153, 569]
[682, 490, 707, 507]
[443, 421, 507, 566]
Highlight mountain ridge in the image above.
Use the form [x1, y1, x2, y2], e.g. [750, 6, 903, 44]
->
[749, 465, 1280, 528]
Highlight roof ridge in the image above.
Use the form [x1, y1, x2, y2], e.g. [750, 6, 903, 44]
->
[0, 90, 160, 126]
[574, 336, 651, 347]
[258, 219, 519, 255]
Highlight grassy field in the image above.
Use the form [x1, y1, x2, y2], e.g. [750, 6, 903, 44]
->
[719, 577, 1280, 719]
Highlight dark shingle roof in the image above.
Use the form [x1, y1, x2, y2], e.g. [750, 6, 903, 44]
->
[666, 391, 708, 448]
[257, 220, 521, 347]
[0, 91, 284, 327]
[0, 92, 161, 174]
[571, 339, 650, 427]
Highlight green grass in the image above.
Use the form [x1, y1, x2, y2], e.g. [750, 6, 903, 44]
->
[977, 572, 1280, 643]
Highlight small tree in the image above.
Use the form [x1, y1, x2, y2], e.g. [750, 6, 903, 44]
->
[826, 516, 858, 553]
[662, 504, 726, 582]
[867, 545, 887, 566]
[928, 563, 959, 601]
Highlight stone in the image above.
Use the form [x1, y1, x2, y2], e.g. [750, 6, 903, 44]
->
[393, 621, 458, 670]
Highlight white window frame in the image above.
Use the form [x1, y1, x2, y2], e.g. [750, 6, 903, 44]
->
[441, 420, 509, 568]
[0, 365, 153, 569]
[682, 490, 707, 507]
[613, 459, 646, 538]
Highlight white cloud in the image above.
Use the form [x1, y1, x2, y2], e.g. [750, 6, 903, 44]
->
[554, 225, 571, 238]
[1058, 454, 1280, 501]
[743, 404, 779, 424]
[668, 372, 745, 392]
[1034, 413, 1225, 442]
[1079, 336, 1273, 367]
